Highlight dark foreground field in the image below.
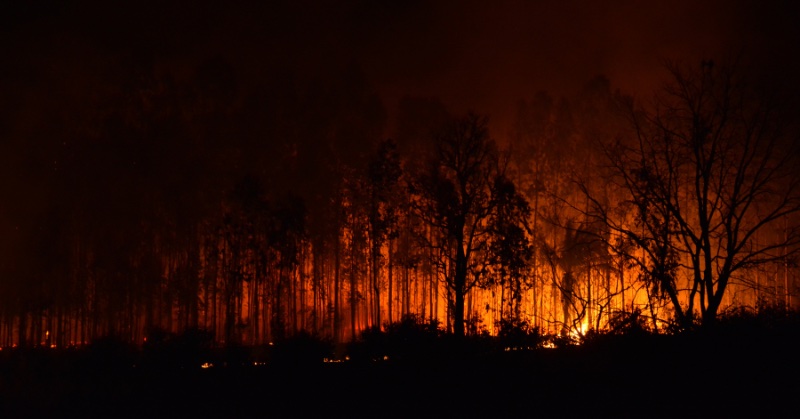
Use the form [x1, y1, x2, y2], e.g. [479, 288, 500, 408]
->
[2, 327, 799, 418]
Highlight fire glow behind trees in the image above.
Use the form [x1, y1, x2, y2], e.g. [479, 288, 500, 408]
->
[1, 0, 799, 348]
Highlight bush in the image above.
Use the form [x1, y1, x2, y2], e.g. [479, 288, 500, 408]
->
[269, 330, 334, 367]
[83, 334, 137, 373]
[142, 327, 215, 370]
[495, 318, 543, 351]
[606, 309, 650, 336]
[349, 314, 443, 363]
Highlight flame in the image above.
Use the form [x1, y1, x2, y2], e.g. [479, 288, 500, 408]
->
[565, 320, 589, 345]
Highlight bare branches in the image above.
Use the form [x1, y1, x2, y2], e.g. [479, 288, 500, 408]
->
[582, 60, 800, 328]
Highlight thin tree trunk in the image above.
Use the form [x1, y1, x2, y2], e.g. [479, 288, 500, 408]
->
[334, 235, 341, 343]
[388, 239, 393, 325]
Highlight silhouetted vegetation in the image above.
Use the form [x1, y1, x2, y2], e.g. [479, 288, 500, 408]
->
[494, 318, 544, 351]
[1, 58, 797, 352]
[2, 2, 800, 417]
[269, 330, 334, 367]
[1, 310, 798, 418]
[141, 327, 215, 370]
[348, 314, 446, 363]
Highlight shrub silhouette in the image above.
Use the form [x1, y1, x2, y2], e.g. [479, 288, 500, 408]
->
[349, 314, 444, 363]
[495, 318, 543, 351]
[269, 330, 333, 367]
[83, 334, 136, 373]
[142, 327, 215, 370]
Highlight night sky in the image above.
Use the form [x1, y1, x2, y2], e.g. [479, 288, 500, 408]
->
[2, 0, 800, 264]
[4, 0, 799, 133]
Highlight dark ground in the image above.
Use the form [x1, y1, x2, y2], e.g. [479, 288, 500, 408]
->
[1, 332, 798, 419]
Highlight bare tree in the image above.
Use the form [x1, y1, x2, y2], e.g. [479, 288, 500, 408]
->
[583, 60, 800, 328]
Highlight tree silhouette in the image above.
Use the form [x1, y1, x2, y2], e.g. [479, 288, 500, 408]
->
[487, 173, 534, 323]
[366, 138, 403, 329]
[583, 60, 800, 328]
[411, 113, 530, 337]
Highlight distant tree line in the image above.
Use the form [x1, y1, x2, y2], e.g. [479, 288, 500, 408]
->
[1, 58, 798, 348]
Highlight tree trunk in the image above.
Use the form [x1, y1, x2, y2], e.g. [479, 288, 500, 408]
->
[350, 245, 357, 343]
[388, 239, 393, 325]
[453, 241, 467, 337]
[334, 235, 340, 343]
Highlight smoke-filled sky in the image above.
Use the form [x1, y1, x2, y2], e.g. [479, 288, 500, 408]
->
[1, 0, 799, 273]
[1, 0, 799, 220]
[4, 0, 799, 136]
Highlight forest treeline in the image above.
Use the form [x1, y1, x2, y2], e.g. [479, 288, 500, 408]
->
[1, 57, 799, 348]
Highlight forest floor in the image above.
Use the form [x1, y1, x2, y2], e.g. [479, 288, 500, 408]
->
[1, 333, 798, 419]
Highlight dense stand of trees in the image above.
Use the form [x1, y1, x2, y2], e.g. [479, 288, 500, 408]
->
[1, 58, 798, 348]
